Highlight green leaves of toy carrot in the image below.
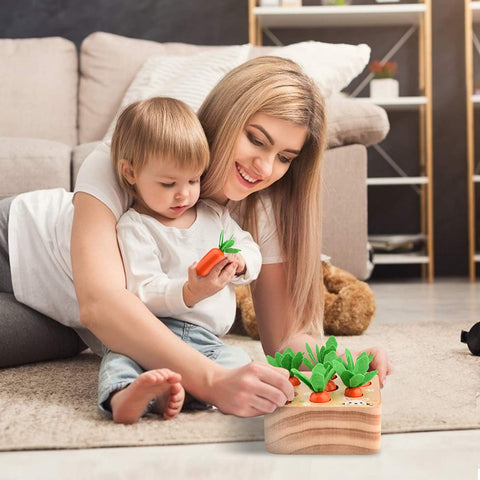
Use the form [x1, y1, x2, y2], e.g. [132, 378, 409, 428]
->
[291, 364, 335, 393]
[333, 350, 378, 388]
[218, 230, 241, 254]
[266, 348, 303, 375]
[303, 336, 338, 370]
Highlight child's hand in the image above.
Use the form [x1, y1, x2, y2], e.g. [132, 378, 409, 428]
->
[227, 253, 246, 276]
[183, 258, 236, 307]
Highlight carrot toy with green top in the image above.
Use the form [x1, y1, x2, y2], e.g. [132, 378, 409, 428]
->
[196, 230, 241, 276]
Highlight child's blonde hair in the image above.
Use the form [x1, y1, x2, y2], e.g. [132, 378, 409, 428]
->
[198, 56, 327, 341]
[111, 97, 210, 197]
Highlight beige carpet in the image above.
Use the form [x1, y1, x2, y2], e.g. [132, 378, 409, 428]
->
[0, 321, 479, 451]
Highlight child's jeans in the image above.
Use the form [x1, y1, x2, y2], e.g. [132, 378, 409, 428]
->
[97, 317, 251, 417]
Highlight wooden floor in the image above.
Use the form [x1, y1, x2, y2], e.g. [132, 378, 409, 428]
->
[1, 279, 480, 480]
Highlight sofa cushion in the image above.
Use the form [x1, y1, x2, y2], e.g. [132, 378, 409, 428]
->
[79, 32, 221, 144]
[0, 138, 71, 199]
[0, 38, 77, 147]
[102, 45, 250, 142]
[250, 41, 370, 99]
[326, 94, 390, 148]
[79, 32, 375, 145]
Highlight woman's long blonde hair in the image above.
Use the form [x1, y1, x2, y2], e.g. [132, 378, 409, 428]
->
[198, 56, 327, 340]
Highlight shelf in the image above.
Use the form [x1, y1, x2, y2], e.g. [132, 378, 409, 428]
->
[367, 176, 428, 186]
[250, 0, 434, 280]
[373, 252, 429, 265]
[357, 96, 427, 110]
[253, 4, 426, 29]
[471, 1, 480, 23]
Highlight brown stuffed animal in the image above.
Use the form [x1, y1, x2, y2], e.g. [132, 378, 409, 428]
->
[234, 261, 376, 339]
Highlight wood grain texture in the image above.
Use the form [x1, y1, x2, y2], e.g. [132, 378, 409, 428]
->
[264, 375, 381, 455]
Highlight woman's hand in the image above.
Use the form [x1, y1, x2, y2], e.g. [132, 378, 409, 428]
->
[207, 361, 294, 417]
[362, 346, 393, 387]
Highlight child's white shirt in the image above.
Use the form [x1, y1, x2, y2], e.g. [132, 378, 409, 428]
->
[117, 200, 261, 336]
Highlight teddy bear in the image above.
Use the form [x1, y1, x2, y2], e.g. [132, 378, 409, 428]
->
[233, 261, 376, 339]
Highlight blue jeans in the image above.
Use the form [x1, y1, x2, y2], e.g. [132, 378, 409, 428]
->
[98, 317, 251, 417]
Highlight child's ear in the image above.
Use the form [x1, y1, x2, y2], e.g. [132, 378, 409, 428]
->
[120, 159, 136, 185]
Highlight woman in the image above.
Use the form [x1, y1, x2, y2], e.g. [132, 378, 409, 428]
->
[0, 57, 391, 417]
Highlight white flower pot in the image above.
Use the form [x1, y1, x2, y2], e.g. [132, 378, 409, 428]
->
[369, 78, 399, 99]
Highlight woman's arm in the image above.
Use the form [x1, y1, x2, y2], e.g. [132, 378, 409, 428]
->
[252, 263, 392, 386]
[251, 263, 318, 356]
[71, 193, 293, 415]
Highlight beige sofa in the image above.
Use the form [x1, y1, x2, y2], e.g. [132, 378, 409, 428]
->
[0, 32, 389, 279]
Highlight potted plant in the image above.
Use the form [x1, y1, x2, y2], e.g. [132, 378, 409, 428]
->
[333, 350, 378, 398]
[266, 348, 304, 386]
[368, 59, 399, 99]
[303, 336, 339, 391]
[291, 363, 336, 403]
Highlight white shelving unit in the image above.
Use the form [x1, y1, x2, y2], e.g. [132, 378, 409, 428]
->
[248, 1, 434, 277]
[465, 1, 480, 280]
[252, 4, 426, 28]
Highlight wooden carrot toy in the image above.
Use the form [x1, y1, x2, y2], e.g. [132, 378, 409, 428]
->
[264, 336, 382, 455]
[266, 348, 304, 386]
[196, 230, 241, 276]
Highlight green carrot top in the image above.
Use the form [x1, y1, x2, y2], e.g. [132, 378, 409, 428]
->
[218, 230, 241, 254]
[333, 349, 378, 388]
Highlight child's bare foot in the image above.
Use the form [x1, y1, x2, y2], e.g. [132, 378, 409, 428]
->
[110, 369, 185, 424]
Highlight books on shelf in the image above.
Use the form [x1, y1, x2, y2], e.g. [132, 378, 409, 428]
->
[369, 234, 426, 254]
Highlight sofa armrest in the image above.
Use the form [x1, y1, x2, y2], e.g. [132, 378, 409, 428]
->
[322, 144, 368, 280]
[326, 94, 390, 149]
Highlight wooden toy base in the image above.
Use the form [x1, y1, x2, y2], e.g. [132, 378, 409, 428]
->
[264, 375, 381, 455]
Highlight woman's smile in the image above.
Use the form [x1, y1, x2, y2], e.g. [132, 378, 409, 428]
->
[235, 162, 262, 186]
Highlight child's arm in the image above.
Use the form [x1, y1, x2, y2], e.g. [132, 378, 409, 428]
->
[221, 211, 262, 285]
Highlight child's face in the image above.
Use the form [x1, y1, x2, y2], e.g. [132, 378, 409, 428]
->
[128, 157, 202, 221]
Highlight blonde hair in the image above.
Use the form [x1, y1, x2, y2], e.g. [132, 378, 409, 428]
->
[198, 56, 327, 341]
[111, 97, 210, 197]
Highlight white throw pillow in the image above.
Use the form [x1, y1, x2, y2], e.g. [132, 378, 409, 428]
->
[270, 41, 371, 98]
[103, 44, 251, 142]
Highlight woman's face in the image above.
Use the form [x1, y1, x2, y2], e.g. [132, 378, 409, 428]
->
[214, 113, 308, 204]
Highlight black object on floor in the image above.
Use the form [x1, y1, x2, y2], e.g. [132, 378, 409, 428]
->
[461, 322, 480, 356]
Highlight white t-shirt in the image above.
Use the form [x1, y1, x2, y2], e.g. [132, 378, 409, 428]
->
[7, 142, 283, 353]
[117, 200, 261, 336]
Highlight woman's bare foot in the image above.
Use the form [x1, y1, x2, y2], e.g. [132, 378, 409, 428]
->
[110, 369, 185, 424]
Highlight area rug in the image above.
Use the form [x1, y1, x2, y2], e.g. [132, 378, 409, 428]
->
[0, 320, 479, 451]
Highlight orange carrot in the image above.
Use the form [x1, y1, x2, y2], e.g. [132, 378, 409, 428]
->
[325, 379, 337, 392]
[196, 230, 241, 276]
[344, 387, 363, 398]
[289, 376, 300, 386]
[310, 391, 330, 403]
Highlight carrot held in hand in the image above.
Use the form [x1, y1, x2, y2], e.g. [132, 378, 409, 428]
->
[196, 230, 241, 276]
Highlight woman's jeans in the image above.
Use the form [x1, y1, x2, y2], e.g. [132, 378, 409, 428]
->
[98, 317, 251, 417]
